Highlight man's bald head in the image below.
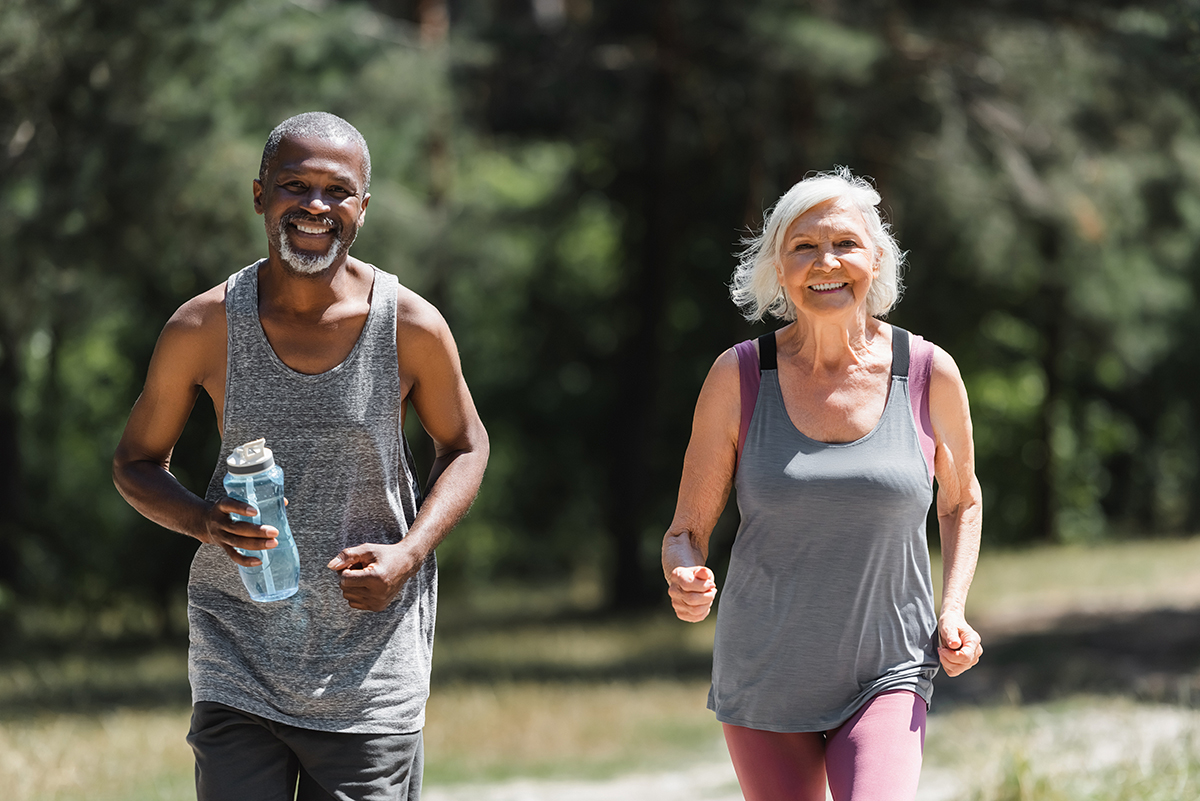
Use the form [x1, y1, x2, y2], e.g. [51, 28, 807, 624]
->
[259, 112, 371, 190]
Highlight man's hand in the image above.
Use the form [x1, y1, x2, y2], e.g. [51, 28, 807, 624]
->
[938, 610, 983, 676]
[327, 542, 421, 612]
[667, 565, 718, 622]
[200, 497, 279, 567]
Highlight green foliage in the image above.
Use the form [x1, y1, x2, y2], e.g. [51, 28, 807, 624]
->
[4, 0, 1200, 612]
[0, 0, 465, 612]
[891, 5, 1200, 542]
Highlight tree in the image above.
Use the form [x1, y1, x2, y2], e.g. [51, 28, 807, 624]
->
[458, 0, 1200, 605]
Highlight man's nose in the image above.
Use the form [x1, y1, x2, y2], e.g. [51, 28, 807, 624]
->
[300, 191, 331, 214]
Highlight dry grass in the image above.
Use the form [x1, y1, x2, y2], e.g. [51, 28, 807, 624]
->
[933, 537, 1200, 633]
[0, 708, 193, 801]
[424, 680, 723, 783]
[4, 537, 1200, 799]
[925, 697, 1200, 800]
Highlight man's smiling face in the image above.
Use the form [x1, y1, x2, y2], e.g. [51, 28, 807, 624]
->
[254, 135, 370, 276]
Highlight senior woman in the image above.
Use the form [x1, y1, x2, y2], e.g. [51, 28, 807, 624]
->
[662, 168, 982, 801]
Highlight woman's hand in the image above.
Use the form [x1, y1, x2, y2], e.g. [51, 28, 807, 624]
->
[937, 610, 983, 676]
[667, 565, 718, 622]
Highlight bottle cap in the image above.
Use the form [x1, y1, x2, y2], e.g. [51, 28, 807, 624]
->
[226, 438, 275, 475]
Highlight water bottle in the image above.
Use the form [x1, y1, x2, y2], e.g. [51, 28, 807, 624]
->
[223, 438, 300, 602]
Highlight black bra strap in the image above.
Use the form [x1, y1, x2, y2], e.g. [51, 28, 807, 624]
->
[891, 327, 911, 378]
[758, 332, 777, 371]
[760, 328, 908, 375]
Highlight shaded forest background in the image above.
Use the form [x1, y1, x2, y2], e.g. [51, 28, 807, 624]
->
[2, 0, 1200, 630]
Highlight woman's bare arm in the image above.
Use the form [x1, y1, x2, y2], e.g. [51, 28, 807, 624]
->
[929, 345, 984, 675]
[662, 347, 741, 622]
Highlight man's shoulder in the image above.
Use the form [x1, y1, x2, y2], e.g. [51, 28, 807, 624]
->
[393, 279, 449, 337]
[389, 278, 459, 383]
[163, 281, 229, 342]
[144, 280, 230, 389]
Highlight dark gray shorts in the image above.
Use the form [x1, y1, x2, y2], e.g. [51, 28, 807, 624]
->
[187, 702, 423, 801]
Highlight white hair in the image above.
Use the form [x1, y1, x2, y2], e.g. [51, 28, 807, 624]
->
[730, 167, 905, 321]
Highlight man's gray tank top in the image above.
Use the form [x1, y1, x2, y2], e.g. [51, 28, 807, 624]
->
[189, 260, 434, 734]
[709, 327, 940, 733]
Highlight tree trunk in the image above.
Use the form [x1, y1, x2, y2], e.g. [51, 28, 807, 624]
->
[0, 328, 24, 639]
[606, 0, 677, 609]
[1033, 223, 1064, 542]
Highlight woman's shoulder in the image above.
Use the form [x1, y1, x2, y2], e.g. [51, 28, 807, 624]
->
[690, 344, 744, 423]
[708, 344, 742, 386]
[892, 326, 957, 375]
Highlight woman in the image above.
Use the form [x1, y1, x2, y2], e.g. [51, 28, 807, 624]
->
[662, 168, 982, 801]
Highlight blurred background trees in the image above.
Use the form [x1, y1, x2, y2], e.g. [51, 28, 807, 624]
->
[3, 0, 1200, 628]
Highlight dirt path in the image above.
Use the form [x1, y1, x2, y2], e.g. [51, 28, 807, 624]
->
[423, 757, 969, 800]
[424, 760, 743, 801]
[425, 702, 1200, 801]
[426, 599, 1200, 801]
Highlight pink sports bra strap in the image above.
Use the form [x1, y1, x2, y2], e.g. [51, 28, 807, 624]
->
[908, 334, 937, 482]
[734, 339, 761, 470]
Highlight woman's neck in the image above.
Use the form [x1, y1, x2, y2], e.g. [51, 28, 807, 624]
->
[781, 312, 884, 374]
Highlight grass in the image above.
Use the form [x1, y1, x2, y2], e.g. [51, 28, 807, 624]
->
[424, 679, 723, 784]
[940, 537, 1200, 631]
[926, 697, 1200, 800]
[0, 708, 194, 801]
[426, 585, 725, 783]
[3, 537, 1200, 800]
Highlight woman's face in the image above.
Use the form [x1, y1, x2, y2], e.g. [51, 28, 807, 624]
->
[776, 199, 878, 320]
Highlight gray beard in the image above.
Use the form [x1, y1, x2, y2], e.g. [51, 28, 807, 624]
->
[269, 216, 356, 275]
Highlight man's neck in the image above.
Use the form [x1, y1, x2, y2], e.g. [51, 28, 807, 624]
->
[257, 254, 372, 317]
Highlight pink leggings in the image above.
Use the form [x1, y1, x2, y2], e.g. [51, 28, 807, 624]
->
[722, 690, 926, 801]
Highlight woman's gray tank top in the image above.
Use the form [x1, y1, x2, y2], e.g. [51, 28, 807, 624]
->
[709, 326, 940, 733]
[189, 260, 434, 734]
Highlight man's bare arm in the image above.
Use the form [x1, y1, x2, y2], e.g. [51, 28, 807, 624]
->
[328, 291, 489, 611]
[112, 288, 278, 566]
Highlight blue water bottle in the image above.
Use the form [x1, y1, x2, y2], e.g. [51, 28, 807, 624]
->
[222, 438, 300, 602]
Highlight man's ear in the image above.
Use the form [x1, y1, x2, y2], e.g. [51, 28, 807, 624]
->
[357, 192, 370, 226]
[253, 179, 265, 215]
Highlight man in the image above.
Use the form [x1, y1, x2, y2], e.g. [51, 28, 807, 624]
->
[113, 112, 488, 800]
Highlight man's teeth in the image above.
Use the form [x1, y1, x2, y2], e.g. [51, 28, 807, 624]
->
[293, 221, 333, 234]
[810, 282, 846, 291]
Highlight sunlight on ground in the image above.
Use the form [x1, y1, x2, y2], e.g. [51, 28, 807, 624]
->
[0, 708, 194, 801]
[3, 538, 1200, 799]
[424, 679, 722, 783]
[934, 537, 1200, 631]
[925, 698, 1200, 800]
[5, 698, 1199, 801]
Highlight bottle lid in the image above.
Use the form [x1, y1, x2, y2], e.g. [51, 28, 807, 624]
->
[226, 438, 275, 474]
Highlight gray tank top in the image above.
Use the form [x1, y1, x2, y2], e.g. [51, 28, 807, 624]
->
[709, 326, 940, 732]
[189, 260, 434, 734]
